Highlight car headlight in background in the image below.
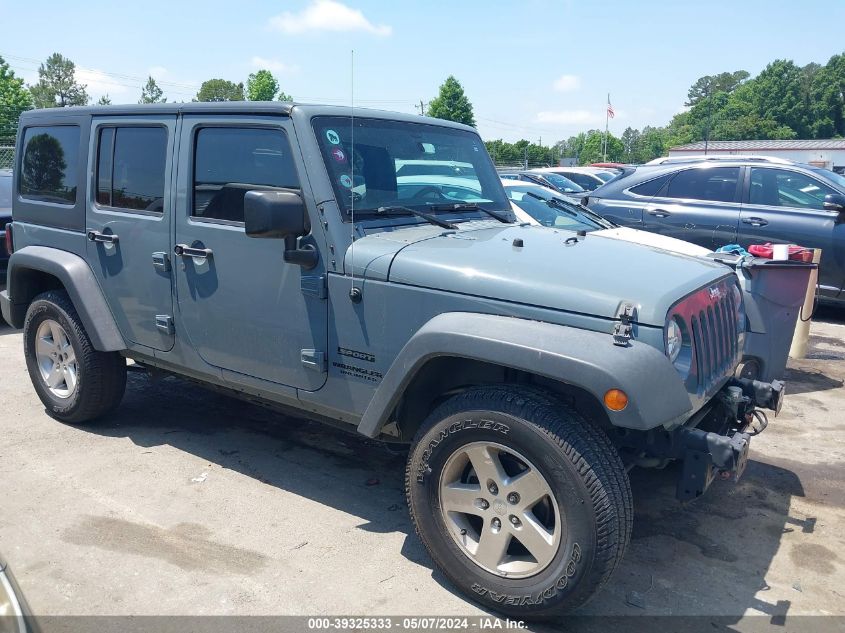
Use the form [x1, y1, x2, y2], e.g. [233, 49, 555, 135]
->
[665, 316, 683, 363]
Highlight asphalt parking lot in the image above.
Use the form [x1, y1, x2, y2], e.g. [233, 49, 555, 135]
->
[1, 312, 844, 627]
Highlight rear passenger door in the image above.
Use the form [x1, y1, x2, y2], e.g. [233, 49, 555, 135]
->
[86, 117, 176, 351]
[642, 166, 742, 249]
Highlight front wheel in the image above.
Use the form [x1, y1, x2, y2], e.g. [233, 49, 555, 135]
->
[406, 386, 632, 619]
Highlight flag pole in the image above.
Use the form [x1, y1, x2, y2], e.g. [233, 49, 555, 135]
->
[603, 93, 610, 162]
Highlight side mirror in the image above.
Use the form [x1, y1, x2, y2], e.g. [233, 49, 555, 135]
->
[823, 192, 845, 213]
[244, 190, 318, 268]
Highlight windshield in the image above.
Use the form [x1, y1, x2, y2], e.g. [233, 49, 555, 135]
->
[504, 184, 612, 231]
[552, 170, 603, 191]
[535, 172, 585, 194]
[313, 116, 510, 218]
[809, 167, 845, 190]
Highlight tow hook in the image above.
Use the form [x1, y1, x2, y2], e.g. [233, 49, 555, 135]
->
[729, 377, 785, 415]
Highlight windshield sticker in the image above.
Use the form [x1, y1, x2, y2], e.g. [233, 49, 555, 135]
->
[339, 174, 353, 188]
[326, 129, 341, 145]
[331, 147, 347, 163]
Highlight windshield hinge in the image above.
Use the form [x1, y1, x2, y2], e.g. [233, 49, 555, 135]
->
[612, 303, 637, 347]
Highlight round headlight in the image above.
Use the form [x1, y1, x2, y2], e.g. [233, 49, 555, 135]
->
[665, 317, 683, 363]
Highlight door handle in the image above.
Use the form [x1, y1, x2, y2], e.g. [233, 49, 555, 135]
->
[742, 217, 769, 227]
[174, 244, 213, 260]
[87, 230, 119, 244]
[646, 208, 671, 218]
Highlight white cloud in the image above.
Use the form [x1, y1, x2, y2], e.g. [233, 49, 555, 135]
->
[268, 0, 392, 36]
[536, 109, 603, 125]
[147, 66, 169, 78]
[250, 56, 299, 74]
[75, 68, 129, 96]
[552, 74, 580, 92]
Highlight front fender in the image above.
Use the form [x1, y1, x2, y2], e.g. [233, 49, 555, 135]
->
[2, 246, 125, 351]
[357, 312, 692, 437]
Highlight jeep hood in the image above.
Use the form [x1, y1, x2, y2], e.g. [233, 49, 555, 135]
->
[347, 222, 731, 326]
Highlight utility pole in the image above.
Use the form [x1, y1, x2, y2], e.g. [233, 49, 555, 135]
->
[703, 81, 713, 155]
[415, 100, 426, 116]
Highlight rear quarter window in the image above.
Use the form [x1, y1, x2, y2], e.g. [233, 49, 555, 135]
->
[629, 173, 671, 197]
[19, 125, 80, 205]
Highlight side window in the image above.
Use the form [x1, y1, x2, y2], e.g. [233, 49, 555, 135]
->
[629, 173, 671, 197]
[193, 127, 299, 223]
[664, 167, 740, 203]
[750, 168, 836, 210]
[96, 126, 168, 212]
[19, 125, 80, 205]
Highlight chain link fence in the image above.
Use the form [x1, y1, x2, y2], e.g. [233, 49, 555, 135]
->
[0, 145, 13, 170]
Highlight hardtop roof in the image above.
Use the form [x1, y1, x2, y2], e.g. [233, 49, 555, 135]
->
[18, 102, 478, 132]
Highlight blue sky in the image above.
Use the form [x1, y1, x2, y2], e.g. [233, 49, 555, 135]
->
[1, 0, 842, 143]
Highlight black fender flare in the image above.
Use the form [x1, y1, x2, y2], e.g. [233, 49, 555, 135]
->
[357, 312, 692, 437]
[2, 246, 125, 351]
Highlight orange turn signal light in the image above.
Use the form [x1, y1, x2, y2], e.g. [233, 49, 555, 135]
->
[604, 389, 629, 411]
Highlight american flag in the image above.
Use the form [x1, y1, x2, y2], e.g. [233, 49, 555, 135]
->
[607, 98, 615, 119]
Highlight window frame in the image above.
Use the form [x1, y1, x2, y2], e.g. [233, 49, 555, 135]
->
[18, 124, 81, 208]
[657, 166, 742, 204]
[92, 123, 170, 217]
[190, 123, 301, 227]
[744, 166, 840, 213]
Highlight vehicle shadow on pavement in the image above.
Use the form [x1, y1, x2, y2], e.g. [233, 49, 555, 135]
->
[71, 369, 815, 625]
[0, 321, 20, 336]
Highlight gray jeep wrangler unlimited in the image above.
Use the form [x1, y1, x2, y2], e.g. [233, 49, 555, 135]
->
[2, 103, 783, 618]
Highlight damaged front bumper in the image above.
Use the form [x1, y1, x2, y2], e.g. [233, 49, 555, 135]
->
[620, 377, 784, 501]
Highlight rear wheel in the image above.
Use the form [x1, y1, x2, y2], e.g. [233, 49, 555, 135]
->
[406, 386, 632, 619]
[24, 290, 126, 424]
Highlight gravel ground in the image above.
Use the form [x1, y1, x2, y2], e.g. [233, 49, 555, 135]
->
[0, 311, 843, 631]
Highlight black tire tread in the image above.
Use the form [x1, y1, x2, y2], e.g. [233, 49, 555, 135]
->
[24, 290, 126, 424]
[405, 384, 633, 616]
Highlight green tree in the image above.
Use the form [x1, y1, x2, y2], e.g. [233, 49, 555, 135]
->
[620, 127, 640, 163]
[21, 133, 66, 194]
[750, 60, 810, 138]
[196, 79, 244, 102]
[139, 76, 165, 103]
[427, 76, 475, 127]
[29, 53, 89, 108]
[578, 131, 622, 164]
[97, 94, 112, 105]
[246, 70, 279, 101]
[686, 70, 749, 106]
[810, 54, 845, 137]
[0, 55, 33, 141]
[277, 91, 293, 102]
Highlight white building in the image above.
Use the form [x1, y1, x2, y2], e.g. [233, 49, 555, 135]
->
[668, 139, 845, 172]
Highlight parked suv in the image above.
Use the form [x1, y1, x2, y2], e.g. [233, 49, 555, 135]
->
[2, 103, 783, 618]
[587, 161, 845, 302]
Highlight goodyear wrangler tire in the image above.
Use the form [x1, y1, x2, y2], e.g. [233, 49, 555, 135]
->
[406, 386, 632, 619]
[24, 290, 127, 424]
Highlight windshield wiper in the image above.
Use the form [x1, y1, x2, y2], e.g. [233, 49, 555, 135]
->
[369, 205, 457, 230]
[526, 192, 611, 226]
[427, 202, 512, 224]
